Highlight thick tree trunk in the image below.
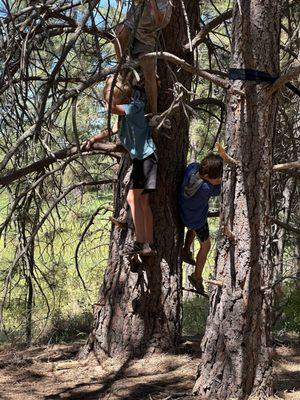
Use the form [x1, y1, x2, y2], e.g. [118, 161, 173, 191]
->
[85, 1, 198, 358]
[194, 1, 281, 398]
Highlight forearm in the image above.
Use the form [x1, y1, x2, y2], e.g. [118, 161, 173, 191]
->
[90, 128, 114, 143]
[90, 121, 119, 143]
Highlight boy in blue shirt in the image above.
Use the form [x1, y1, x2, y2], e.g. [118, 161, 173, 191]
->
[82, 76, 157, 256]
[179, 154, 223, 294]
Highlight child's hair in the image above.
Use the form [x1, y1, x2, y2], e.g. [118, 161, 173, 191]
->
[103, 75, 132, 103]
[199, 153, 223, 179]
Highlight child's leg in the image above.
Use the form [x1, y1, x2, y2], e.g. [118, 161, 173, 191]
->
[127, 189, 146, 243]
[140, 193, 153, 244]
[195, 238, 211, 281]
[139, 56, 157, 114]
[183, 229, 196, 253]
[114, 24, 131, 61]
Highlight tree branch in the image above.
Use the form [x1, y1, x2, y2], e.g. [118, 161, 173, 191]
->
[138, 52, 244, 96]
[183, 9, 232, 51]
[273, 161, 300, 171]
[0, 143, 125, 187]
[271, 217, 300, 236]
[268, 64, 300, 96]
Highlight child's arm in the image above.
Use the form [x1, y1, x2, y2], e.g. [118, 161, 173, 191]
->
[81, 119, 119, 150]
[110, 104, 126, 115]
[103, 83, 126, 116]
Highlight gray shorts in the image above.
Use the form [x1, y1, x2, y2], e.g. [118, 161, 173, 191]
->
[131, 37, 155, 56]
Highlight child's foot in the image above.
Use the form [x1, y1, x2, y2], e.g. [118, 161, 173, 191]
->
[188, 273, 206, 295]
[181, 249, 196, 265]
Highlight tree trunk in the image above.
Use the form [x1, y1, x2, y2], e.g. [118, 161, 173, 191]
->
[85, 1, 199, 358]
[194, 1, 281, 398]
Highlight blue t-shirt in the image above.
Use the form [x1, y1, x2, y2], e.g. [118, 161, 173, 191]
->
[118, 99, 156, 160]
[179, 162, 221, 230]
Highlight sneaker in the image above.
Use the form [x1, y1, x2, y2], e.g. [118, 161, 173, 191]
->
[181, 249, 196, 265]
[188, 274, 206, 295]
[120, 241, 144, 256]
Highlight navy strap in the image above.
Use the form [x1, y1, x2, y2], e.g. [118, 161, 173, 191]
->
[228, 68, 299, 97]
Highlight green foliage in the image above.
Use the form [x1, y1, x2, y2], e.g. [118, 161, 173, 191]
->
[0, 190, 112, 343]
[182, 297, 209, 337]
[274, 284, 300, 334]
[41, 310, 93, 344]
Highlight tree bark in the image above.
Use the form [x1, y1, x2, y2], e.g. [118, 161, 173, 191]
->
[194, 1, 281, 398]
[84, 1, 199, 358]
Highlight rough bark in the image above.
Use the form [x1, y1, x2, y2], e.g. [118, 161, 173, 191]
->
[84, 1, 199, 358]
[194, 1, 281, 399]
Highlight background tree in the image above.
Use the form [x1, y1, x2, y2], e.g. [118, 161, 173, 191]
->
[193, 0, 298, 398]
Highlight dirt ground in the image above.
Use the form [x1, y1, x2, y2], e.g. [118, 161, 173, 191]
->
[0, 339, 299, 400]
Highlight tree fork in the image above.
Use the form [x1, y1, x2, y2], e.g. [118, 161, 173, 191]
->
[194, 0, 281, 398]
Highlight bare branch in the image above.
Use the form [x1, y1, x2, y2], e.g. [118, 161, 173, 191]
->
[273, 160, 300, 171]
[0, 142, 124, 187]
[271, 217, 300, 236]
[139, 52, 244, 96]
[268, 64, 300, 96]
[184, 9, 232, 51]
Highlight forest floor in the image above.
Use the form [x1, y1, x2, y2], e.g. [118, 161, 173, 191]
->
[0, 338, 299, 400]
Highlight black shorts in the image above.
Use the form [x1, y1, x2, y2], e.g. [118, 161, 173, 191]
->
[129, 152, 157, 192]
[194, 221, 210, 242]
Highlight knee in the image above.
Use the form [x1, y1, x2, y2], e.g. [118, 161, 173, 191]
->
[127, 190, 140, 207]
[127, 191, 134, 207]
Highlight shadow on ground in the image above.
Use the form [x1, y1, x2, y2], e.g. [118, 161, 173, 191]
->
[0, 338, 299, 400]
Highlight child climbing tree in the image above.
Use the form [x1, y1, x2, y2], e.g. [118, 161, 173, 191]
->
[84, 0, 199, 357]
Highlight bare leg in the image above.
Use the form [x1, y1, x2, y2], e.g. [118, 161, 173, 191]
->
[139, 56, 157, 114]
[194, 239, 211, 281]
[114, 24, 131, 62]
[183, 229, 196, 252]
[127, 189, 145, 243]
[140, 193, 154, 243]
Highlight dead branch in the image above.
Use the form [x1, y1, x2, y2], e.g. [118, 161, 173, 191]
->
[0, 143, 124, 187]
[271, 217, 300, 236]
[138, 52, 244, 96]
[184, 9, 232, 51]
[273, 161, 300, 171]
[267, 64, 300, 96]
[109, 216, 128, 230]
[204, 279, 223, 287]
[216, 143, 238, 165]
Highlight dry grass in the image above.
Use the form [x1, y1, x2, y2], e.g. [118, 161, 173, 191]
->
[0, 341, 299, 400]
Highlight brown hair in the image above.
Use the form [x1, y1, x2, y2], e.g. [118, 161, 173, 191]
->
[103, 75, 132, 104]
[199, 153, 223, 179]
